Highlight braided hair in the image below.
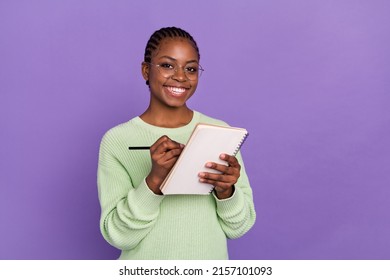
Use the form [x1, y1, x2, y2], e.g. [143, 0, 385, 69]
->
[144, 26, 200, 64]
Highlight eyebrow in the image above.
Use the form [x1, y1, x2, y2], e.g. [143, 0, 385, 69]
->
[158, 55, 199, 64]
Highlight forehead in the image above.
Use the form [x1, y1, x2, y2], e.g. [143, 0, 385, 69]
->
[152, 38, 199, 62]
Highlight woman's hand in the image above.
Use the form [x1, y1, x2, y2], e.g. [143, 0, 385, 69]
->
[198, 153, 241, 199]
[146, 135, 184, 195]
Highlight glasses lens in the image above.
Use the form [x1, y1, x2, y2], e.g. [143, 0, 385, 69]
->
[185, 65, 203, 80]
[152, 63, 204, 80]
[155, 63, 174, 78]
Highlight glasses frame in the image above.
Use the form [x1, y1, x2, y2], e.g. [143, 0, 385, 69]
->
[146, 62, 204, 80]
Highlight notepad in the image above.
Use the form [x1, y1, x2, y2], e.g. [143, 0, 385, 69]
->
[160, 123, 249, 195]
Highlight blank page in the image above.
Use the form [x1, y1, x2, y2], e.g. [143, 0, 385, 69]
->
[160, 123, 248, 195]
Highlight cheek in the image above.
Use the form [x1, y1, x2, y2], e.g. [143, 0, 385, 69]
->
[148, 77, 166, 92]
[146, 66, 164, 83]
[147, 70, 158, 83]
[190, 81, 199, 92]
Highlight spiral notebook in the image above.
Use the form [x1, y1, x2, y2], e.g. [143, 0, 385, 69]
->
[160, 123, 249, 195]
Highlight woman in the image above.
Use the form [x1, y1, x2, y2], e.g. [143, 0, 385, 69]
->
[97, 27, 256, 259]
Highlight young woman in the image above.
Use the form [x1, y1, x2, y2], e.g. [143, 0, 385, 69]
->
[97, 27, 256, 259]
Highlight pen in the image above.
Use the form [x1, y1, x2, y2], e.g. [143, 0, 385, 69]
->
[128, 146, 150, 150]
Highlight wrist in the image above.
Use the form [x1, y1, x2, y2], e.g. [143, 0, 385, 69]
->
[146, 174, 163, 195]
[215, 185, 235, 200]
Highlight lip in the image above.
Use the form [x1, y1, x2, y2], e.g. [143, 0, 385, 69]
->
[164, 85, 190, 97]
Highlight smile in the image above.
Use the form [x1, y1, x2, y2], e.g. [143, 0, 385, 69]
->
[165, 86, 188, 96]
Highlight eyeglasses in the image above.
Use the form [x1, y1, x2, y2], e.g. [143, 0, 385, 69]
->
[146, 62, 204, 80]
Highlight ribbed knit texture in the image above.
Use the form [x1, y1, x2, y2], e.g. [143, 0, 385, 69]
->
[97, 111, 256, 259]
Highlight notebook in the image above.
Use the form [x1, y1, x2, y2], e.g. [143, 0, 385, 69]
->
[160, 123, 249, 195]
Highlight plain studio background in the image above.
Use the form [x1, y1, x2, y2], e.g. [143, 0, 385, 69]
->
[1, 0, 389, 259]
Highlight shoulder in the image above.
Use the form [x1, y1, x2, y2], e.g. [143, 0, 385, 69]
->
[99, 117, 140, 146]
[196, 111, 230, 127]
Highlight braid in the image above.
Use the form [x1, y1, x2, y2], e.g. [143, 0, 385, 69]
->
[144, 26, 200, 63]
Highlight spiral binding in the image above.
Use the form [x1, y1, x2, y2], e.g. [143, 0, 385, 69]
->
[206, 130, 248, 195]
[233, 132, 249, 156]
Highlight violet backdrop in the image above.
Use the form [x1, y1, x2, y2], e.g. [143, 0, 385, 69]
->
[1, 0, 389, 259]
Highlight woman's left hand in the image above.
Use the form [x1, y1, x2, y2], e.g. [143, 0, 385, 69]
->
[198, 154, 241, 199]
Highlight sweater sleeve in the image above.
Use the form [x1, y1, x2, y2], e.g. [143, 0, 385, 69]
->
[97, 132, 164, 251]
[213, 152, 256, 239]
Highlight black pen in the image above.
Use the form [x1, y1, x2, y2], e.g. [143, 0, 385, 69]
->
[128, 146, 150, 150]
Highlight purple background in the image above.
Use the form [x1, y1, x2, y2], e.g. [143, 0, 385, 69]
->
[1, 0, 389, 260]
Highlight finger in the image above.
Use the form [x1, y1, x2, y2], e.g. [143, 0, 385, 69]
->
[157, 147, 183, 164]
[150, 135, 170, 153]
[199, 177, 233, 190]
[160, 152, 181, 168]
[154, 137, 184, 155]
[205, 162, 231, 174]
[220, 154, 241, 168]
[205, 160, 241, 176]
[198, 171, 236, 184]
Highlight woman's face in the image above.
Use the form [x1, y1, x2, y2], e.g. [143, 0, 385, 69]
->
[142, 38, 200, 109]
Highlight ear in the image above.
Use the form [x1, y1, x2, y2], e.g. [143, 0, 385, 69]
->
[141, 62, 149, 82]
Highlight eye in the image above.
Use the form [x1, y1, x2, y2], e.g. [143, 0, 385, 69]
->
[159, 63, 174, 69]
[185, 66, 198, 73]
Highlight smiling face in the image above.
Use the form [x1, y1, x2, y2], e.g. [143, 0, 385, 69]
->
[142, 37, 200, 110]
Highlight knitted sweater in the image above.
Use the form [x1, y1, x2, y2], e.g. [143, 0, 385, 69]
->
[97, 111, 256, 259]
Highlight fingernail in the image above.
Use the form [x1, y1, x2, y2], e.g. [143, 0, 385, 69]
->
[199, 172, 205, 177]
[220, 154, 226, 159]
[205, 162, 212, 168]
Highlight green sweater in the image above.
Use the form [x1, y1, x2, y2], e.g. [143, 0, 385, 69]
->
[97, 111, 256, 259]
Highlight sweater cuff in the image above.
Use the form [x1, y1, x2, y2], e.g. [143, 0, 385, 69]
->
[213, 186, 245, 213]
[130, 178, 165, 215]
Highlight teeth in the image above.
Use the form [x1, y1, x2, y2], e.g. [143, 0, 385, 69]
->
[167, 86, 186, 95]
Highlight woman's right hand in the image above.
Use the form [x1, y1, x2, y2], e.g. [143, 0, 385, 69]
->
[146, 135, 184, 194]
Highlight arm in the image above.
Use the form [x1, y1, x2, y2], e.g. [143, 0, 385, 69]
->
[97, 134, 163, 251]
[198, 152, 256, 239]
[97, 134, 183, 250]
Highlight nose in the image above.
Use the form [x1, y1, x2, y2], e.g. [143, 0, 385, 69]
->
[171, 66, 187, 81]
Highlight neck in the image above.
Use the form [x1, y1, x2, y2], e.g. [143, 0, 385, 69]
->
[140, 106, 194, 128]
